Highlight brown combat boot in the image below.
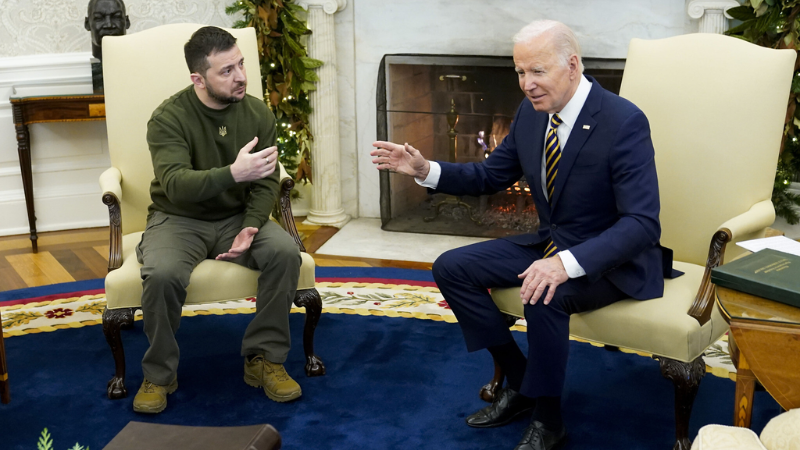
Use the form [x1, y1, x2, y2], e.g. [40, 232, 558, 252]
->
[132, 378, 178, 414]
[244, 355, 302, 402]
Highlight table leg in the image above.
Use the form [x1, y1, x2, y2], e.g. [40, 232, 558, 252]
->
[12, 105, 37, 253]
[734, 352, 755, 428]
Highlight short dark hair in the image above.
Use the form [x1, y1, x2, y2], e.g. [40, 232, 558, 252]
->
[184, 26, 237, 75]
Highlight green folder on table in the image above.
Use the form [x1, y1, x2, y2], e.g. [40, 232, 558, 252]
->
[711, 248, 800, 308]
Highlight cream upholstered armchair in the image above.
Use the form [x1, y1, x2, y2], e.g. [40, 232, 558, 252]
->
[486, 34, 795, 450]
[98, 24, 324, 400]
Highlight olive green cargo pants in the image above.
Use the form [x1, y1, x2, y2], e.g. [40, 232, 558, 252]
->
[136, 211, 301, 386]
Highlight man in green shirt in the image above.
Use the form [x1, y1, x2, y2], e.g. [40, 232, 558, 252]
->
[132, 26, 302, 414]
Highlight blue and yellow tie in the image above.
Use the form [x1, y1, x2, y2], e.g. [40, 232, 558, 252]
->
[543, 114, 563, 258]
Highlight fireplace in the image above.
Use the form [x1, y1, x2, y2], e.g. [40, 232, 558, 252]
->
[376, 54, 624, 238]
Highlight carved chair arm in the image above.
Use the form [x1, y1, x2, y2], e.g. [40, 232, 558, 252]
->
[103, 191, 123, 272]
[100, 167, 123, 272]
[277, 164, 306, 253]
[688, 228, 731, 326]
[688, 200, 776, 326]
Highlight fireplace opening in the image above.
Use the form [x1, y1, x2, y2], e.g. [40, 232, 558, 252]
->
[377, 54, 624, 238]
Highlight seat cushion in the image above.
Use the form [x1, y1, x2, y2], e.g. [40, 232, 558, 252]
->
[760, 408, 800, 450]
[490, 261, 729, 362]
[690, 425, 766, 450]
[106, 232, 316, 309]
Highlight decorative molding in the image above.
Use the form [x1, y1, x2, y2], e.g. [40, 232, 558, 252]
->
[0, 52, 94, 105]
[297, 0, 346, 15]
[0, 0, 238, 58]
[0, 155, 111, 178]
[687, 0, 740, 33]
[0, 182, 101, 203]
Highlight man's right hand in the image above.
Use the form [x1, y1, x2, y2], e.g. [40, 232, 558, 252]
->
[371, 141, 430, 180]
[230, 137, 278, 182]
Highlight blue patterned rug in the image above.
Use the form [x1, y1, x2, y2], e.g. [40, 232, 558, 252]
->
[0, 268, 781, 449]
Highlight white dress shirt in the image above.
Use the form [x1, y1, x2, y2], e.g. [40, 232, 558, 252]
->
[416, 75, 593, 278]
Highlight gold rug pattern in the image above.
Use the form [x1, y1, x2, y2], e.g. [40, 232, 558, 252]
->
[0, 281, 735, 380]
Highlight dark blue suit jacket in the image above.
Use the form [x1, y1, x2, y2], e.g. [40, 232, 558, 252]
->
[434, 77, 672, 300]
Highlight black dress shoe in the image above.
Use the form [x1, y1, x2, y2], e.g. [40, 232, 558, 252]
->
[514, 420, 567, 450]
[465, 388, 536, 428]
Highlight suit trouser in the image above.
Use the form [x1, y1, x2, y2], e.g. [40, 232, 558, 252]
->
[136, 211, 302, 386]
[432, 239, 626, 398]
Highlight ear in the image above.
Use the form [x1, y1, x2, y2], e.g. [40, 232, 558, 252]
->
[190, 73, 206, 89]
[568, 54, 580, 79]
[125, 16, 131, 30]
[84, 17, 91, 32]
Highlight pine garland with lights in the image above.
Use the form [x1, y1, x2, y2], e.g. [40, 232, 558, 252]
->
[226, 0, 322, 184]
[727, 0, 800, 223]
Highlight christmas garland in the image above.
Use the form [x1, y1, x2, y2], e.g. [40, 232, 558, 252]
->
[727, 0, 800, 223]
[226, 0, 322, 184]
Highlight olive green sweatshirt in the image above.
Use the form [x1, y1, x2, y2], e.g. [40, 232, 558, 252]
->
[145, 85, 279, 230]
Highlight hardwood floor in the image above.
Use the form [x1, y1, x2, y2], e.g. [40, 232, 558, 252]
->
[0, 218, 432, 292]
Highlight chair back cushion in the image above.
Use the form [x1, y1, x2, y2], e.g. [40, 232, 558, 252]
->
[102, 24, 263, 235]
[619, 34, 794, 265]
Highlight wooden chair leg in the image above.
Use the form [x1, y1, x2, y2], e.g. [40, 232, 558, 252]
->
[103, 307, 136, 399]
[478, 313, 518, 402]
[479, 356, 504, 403]
[657, 356, 706, 450]
[294, 288, 325, 377]
[0, 310, 9, 404]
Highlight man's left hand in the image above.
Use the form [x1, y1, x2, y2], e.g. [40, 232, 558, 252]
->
[518, 255, 569, 305]
[215, 227, 258, 261]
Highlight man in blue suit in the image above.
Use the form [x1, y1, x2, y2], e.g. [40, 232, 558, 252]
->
[372, 20, 672, 450]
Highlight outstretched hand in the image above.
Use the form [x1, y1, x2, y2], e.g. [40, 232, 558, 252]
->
[371, 141, 430, 180]
[518, 255, 569, 306]
[215, 227, 258, 261]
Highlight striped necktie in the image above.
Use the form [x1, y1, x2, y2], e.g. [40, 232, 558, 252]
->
[543, 114, 563, 258]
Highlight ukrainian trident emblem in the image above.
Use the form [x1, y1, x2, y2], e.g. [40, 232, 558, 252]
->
[219, 126, 227, 137]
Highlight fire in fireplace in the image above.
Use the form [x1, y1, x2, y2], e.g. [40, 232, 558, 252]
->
[376, 54, 624, 238]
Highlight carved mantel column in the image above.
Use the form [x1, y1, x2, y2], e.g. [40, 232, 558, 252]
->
[298, 0, 350, 228]
[688, 0, 741, 34]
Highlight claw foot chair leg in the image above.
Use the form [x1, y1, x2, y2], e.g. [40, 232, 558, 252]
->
[294, 288, 325, 376]
[657, 356, 705, 450]
[480, 357, 505, 403]
[103, 307, 136, 399]
[479, 314, 520, 402]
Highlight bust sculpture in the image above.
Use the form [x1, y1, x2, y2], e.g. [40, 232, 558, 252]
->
[85, 0, 130, 92]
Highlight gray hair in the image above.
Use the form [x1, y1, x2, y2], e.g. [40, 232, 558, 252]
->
[513, 20, 584, 73]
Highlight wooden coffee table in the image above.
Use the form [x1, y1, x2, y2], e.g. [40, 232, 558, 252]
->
[715, 286, 800, 427]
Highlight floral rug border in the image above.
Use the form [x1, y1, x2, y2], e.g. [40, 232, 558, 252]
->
[0, 281, 735, 381]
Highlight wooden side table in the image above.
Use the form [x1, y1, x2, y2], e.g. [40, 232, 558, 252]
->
[10, 94, 106, 252]
[715, 286, 800, 428]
